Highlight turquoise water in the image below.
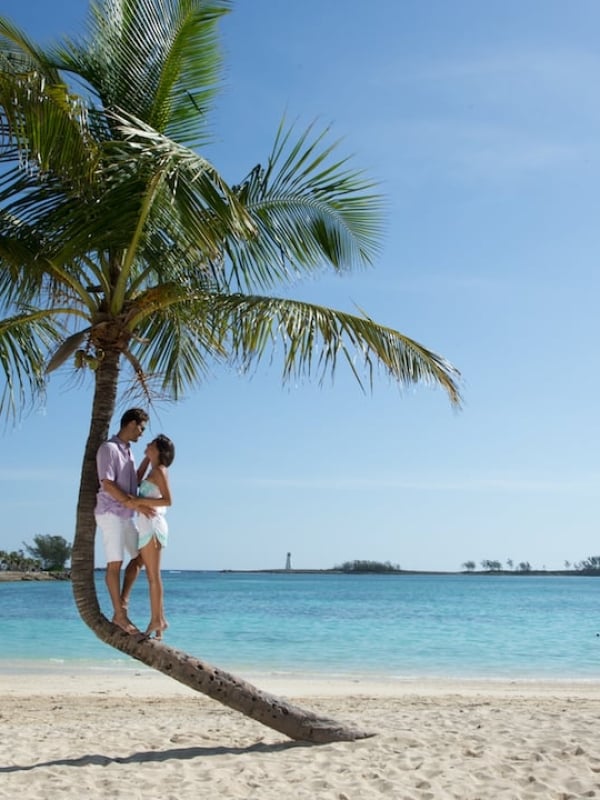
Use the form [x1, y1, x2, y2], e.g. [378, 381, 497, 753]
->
[2, 572, 600, 680]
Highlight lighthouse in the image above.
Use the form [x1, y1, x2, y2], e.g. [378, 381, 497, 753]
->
[285, 552, 291, 571]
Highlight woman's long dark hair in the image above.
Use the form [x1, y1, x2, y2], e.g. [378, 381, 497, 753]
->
[154, 434, 175, 467]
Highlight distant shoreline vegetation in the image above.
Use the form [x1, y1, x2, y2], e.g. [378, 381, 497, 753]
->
[302, 557, 600, 575]
[461, 556, 600, 576]
[334, 560, 402, 574]
[4, 555, 600, 580]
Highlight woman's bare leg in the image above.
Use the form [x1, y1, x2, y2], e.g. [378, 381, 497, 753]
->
[140, 540, 167, 638]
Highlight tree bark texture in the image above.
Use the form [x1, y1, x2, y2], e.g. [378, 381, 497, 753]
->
[90, 619, 374, 743]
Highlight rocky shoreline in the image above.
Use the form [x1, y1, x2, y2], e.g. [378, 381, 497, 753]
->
[0, 570, 70, 582]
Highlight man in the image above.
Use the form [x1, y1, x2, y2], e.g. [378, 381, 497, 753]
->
[95, 407, 155, 633]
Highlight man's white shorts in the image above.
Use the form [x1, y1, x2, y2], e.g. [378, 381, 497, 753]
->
[95, 513, 139, 564]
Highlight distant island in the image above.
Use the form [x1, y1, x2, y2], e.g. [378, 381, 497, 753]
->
[221, 558, 600, 577]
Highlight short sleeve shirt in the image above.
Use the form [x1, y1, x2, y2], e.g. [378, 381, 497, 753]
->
[94, 435, 137, 518]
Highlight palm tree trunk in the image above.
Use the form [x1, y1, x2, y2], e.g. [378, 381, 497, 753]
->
[93, 631, 373, 742]
[71, 351, 373, 743]
[71, 348, 120, 628]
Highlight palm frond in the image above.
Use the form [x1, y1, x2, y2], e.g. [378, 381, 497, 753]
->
[205, 293, 462, 406]
[131, 304, 225, 399]
[105, 112, 256, 254]
[0, 107, 250, 275]
[106, 280, 461, 404]
[54, 0, 230, 147]
[0, 210, 101, 320]
[224, 120, 386, 293]
[0, 307, 62, 421]
[0, 17, 62, 81]
[0, 43, 97, 185]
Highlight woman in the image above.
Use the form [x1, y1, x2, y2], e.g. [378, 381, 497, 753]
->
[132, 434, 175, 639]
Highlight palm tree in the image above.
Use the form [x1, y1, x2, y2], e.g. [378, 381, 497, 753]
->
[0, 0, 461, 742]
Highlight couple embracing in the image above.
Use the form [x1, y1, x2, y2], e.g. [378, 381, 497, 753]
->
[94, 408, 175, 639]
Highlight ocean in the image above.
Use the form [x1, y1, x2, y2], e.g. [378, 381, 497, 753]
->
[3, 571, 600, 681]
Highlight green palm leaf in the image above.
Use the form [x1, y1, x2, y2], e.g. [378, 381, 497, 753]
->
[0, 307, 62, 421]
[126, 290, 461, 405]
[208, 294, 462, 404]
[0, 43, 97, 185]
[225, 120, 385, 293]
[54, 0, 230, 147]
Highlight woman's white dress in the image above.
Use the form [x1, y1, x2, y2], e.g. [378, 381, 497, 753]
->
[137, 478, 168, 548]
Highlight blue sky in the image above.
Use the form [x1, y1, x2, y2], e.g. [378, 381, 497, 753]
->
[2, 0, 600, 571]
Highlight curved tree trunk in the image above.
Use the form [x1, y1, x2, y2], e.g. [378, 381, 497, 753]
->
[71, 351, 373, 743]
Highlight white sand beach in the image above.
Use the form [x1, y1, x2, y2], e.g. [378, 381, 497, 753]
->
[2, 671, 600, 799]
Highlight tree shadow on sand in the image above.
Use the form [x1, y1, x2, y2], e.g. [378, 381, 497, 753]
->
[0, 740, 318, 773]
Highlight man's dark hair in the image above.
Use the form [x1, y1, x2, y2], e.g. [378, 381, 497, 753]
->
[120, 408, 149, 428]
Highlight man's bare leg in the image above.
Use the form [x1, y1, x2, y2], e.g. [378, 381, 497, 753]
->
[121, 554, 143, 616]
[106, 561, 137, 633]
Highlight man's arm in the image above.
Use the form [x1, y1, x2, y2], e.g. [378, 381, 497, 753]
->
[100, 479, 135, 510]
[101, 479, 156, 518]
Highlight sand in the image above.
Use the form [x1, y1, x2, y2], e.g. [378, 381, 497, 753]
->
[2, 670, 600, 799]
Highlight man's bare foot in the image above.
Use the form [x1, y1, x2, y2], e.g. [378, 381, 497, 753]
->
[112, 615, 139, 635]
